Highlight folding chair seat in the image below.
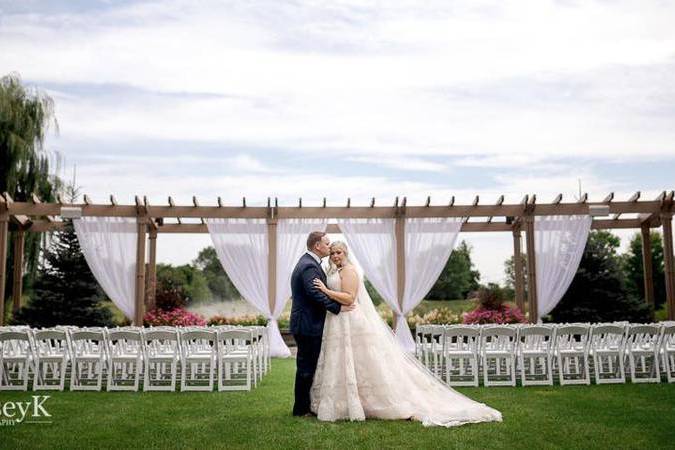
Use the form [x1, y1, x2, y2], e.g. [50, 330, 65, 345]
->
[517, 325, 555, 386]
[180, 329, 217, 391]
[443, 326, 480, 387]
[480, 326, 518, 387]
[0, 329, 34, 391]
[32, 329, 70, 391]
[625, 324, 661, 383]
[217, 329, 254, 391]
[554, 325, 591, 385]
[106, 329, 143, 391]
[589, 324, 626, 384]
[143, 329, 180, 391]
[69, 329, 107, 391]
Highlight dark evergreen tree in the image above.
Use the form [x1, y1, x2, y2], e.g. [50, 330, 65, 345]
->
[11, 220, 114, 327]
[547, 230, 651, 323]
[427, 240, 480, 300]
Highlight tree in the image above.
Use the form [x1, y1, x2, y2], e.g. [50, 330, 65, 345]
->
[1, 73, 62, 306]
[623, 231, 666, 310]
[192, 246, 240, 300]
[156, 263, 211, 307]
[426, 240, 480, 300]
[547, 230, 651, 323]
[503, 253, 528, 300]
[11, 220, 114, 327]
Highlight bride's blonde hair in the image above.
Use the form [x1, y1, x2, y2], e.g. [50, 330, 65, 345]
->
[326, 241, 353, 275]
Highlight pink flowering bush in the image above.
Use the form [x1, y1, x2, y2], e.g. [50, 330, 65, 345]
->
[462, 283, 527, 325]
[462, 304, 526, 325]
[143, 307, 207, 326]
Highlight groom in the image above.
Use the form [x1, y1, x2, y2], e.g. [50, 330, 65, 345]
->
[290, 231, 355, 416]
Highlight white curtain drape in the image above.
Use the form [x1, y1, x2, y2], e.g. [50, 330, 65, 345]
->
[534, 214, 592, 322]
[206, 218, 277, 352]
[338, 217, 463, 352]
[206, 218, 329, 358]
[399, 217, 463, 352]
[337, 218, 404, 346]
[274, 218, 329, 356]
[73, 217, 138, 320]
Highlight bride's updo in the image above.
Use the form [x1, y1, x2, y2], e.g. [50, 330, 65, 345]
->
[326, 241, 353, 276]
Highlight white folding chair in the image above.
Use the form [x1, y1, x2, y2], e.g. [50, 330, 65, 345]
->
[589, 324, 626, 384]
[480, 326, 518, 387]
[69, 329, 107, 391]
[517, 325, 555, 386]
[180, 329, 217, 391]
[625, 324, 661, 383]
[0, 329, 34, 391]
[106, 329, 143, 391]
[32, 329, 70, 391]
[661, 324, 675, 383]
[554, 325, 591, 385]
[217, 329, 253, 391]
[443, 326, 480, 387]
[143, 329, 180, 391]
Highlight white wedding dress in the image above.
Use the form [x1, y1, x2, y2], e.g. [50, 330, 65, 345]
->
[310, 268, 503, 427]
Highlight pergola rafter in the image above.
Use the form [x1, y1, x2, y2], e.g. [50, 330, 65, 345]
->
[0, 191, 673, 326]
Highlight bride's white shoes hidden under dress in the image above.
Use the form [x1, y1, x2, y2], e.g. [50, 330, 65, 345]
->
[310, 269, 503, 427]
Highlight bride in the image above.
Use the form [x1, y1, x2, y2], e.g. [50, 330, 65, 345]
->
[309, 241, 503, 427]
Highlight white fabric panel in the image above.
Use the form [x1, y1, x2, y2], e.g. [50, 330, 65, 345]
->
[206, 218, 281, 353]
[73, 216, 138, 320]
[534, 214, 592, 322]
[397, 217, 464, 352]
[273, 218, 329, 357]
[336, 218, 401, 325]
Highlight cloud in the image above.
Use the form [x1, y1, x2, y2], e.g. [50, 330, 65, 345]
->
[345, 155, 448, 172]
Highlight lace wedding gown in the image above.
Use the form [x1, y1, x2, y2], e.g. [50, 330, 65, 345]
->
[310, 268, 503, 427]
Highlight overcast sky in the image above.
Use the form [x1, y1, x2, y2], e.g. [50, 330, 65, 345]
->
[1, 0, 674, 283]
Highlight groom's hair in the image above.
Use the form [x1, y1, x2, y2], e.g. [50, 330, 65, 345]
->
[307, 231, 326, 250]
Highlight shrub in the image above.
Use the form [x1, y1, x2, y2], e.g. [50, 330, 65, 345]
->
[143, 308, 206, 326]
[462, 304, 527, 325]
[207, 314, 267, 326]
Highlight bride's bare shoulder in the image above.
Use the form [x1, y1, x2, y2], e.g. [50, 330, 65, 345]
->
[339, 264, 358, 278]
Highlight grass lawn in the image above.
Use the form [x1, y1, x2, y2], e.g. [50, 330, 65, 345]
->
[1, 358, 674, 450]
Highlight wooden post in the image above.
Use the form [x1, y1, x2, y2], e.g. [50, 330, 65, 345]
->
[267, 219, 277, 316]
[146, 228, 157, 311]
[0, 212, 8, 325]
[662, 212, 675, 320]
[640, 223, 655, 313]
[524, 215, 538, 323]
[512, 225, 525, 312]
[134, 218, 147, 326]
[394, 215, 406, 330]
[12, 228, 25, 313]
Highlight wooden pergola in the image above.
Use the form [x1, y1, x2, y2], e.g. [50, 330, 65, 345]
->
[1, 190, 674, 326]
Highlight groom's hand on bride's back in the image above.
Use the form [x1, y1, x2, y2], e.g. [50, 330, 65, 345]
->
[341, 303, 357, 312]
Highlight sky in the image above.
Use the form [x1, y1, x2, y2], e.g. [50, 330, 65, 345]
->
[1, 0, 674, 284]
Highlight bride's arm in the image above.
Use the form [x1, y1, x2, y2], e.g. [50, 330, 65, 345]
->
[313, 266, 359, 306]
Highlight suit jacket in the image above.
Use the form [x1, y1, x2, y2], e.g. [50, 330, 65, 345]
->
[289, 253, 341, 336]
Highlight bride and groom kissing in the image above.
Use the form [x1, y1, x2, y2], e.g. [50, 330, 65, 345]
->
[289, 231, 503, 427]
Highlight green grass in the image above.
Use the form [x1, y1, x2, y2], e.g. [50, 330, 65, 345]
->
[411, 299, 477, 316]
[1, 359, 674, 450]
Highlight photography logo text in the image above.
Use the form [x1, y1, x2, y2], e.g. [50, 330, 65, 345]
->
[0, 395, 52, 426]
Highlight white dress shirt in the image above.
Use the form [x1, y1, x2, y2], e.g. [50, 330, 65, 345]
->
[306, 251, 322, 265]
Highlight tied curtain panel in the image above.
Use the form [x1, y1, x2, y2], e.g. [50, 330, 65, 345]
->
[337, 217, 462, 352]
[401, 217, 463, 352]
[73, 216, 138, 320]
[534, 214, 592, 323]
[206, 218, 328, 358]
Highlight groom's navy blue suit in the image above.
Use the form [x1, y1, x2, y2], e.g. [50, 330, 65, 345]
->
[290, 252, 341, 416]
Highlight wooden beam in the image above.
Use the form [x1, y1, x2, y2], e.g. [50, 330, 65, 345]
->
[11, 228, 25, 313]
[512, 225, 525, 312]
[134, 217, 147, 326]
[553, 194, 563, 204]
[662, 211, 675, 321]
[449, 196, 455, 207]
[394, 212, 406, 331]
[146, 228, 157, 311]
[487, 195, 504, 224]
[640, 222, 655, 316]
[267, 218, 277, 317]
[0, 209, 8, 325]
[603, 192, 614, 203]
[524, 214, 538, 323]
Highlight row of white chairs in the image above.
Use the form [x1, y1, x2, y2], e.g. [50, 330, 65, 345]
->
[0, 325, 271, 392]
[415, 322, 675, 387]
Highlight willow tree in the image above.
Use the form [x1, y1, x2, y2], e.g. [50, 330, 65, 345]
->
[0, 73, 62, 306]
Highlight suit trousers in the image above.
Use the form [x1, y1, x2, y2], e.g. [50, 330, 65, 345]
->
[292, 333, 323, 416]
